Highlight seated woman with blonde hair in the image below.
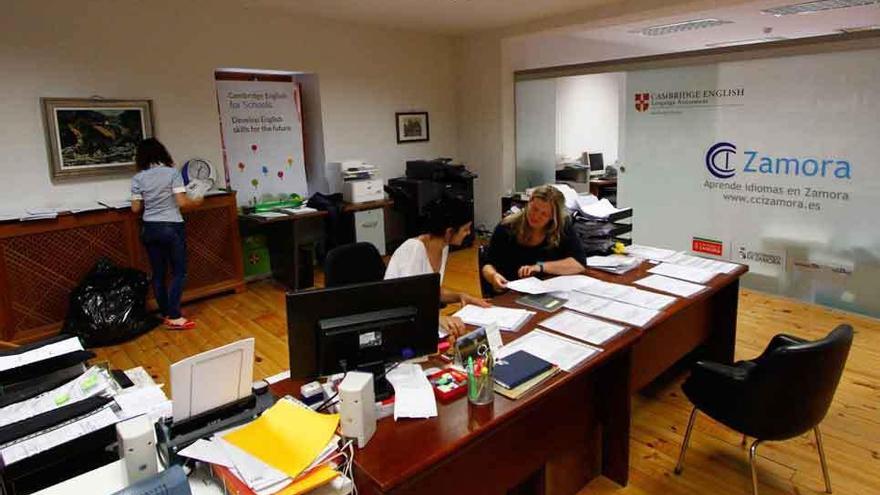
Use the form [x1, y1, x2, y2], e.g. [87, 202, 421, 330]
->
[482, 185, 586, 293]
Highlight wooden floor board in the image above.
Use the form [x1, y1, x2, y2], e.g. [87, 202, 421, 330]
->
[89, 245, 880, 495]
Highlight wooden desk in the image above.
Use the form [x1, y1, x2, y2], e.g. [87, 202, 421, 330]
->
[272, 260, 746, 494]
[272, 322, 640, 495]
[588, 179, 616, 201]
[0, 193, 244, 344]
[239, 210, 328, 290]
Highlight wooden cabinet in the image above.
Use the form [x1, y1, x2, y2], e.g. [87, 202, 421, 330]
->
[0, 193, 244, 344]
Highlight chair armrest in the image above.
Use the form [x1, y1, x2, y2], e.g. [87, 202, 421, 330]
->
[751, 333, 808, 364]
[692, 360, 750, 383]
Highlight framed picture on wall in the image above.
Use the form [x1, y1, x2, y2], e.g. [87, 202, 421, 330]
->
[396, 111, 429, 143]
[41, 98, 154, 180]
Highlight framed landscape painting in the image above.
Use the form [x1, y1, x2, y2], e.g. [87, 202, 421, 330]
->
[42, 98, 154, 180]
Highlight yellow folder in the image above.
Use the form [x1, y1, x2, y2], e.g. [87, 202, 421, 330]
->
[223, 400, 340, 479]
[279, 465, 340, 495]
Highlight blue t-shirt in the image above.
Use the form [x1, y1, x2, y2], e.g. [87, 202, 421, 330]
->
[131, 165, 186, 223]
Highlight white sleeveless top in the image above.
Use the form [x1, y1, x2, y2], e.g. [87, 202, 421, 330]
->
[384, 238, 448, 282]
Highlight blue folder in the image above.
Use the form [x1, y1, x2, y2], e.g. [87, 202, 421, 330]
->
[494, 351, 554, 390]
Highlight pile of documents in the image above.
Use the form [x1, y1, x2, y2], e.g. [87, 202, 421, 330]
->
[586, 254, 643, 275]
[179, 399, 346, 495]
[647, 252, 738, 284]
[453, 304, 535, 332]
[539, 310, 627, 346]
[576, 197, 629, 220]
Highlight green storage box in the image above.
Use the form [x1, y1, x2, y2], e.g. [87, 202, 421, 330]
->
[242, 235, 271, 278]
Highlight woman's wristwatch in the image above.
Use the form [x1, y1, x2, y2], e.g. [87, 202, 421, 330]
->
[537, 261, 545, 273]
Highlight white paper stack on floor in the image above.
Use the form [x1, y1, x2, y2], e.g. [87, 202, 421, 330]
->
[454, 304, 534, 331]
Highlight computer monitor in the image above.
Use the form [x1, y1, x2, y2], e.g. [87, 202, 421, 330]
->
[588, 153, 605, 177]
[286, 273, 440, 399]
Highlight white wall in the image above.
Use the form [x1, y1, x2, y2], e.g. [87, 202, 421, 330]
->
[515, 79, 557, 190]
[0, 0, 458, 211]
[555, 73, 623, 166]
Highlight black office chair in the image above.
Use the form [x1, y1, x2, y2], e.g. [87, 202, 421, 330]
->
[674, 324, 853, 495]
[323, 242, 386, 288]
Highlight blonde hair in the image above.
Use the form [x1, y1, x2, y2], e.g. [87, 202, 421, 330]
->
[502, 185, 568, 248]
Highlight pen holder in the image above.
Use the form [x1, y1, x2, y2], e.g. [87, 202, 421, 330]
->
[467, 355, 494, 406]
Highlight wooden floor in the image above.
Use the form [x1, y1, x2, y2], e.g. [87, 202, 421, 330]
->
[92, 246, 880, 495]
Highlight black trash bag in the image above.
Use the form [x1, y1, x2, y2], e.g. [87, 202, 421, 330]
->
[62, 258, 160, 347]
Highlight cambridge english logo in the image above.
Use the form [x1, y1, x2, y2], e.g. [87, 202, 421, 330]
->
[634, 93, 650, 112]
[705, 142, 737, 179]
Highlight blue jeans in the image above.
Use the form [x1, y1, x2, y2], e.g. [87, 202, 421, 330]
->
[141, 222, 187, 319]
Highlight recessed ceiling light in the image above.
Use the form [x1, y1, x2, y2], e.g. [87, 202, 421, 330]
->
[705, 36, 788, 48]
[762, 0, 880, 17]
[629, 18, 733, 37]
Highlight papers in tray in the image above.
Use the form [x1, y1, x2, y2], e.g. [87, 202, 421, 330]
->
[635, 274, 707, 298]
[0, 336, 84, 372]
[540, 310, 627, 346]
[0, 366, 115, 428]
[496, 329, 601, 372]
[564, 292, 660, 327]
[578, 198, 627, 220]
[453, 304, 534, 332]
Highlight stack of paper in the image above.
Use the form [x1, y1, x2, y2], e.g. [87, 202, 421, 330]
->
[0, 366, 115, 428]
[281, 206, 319, 215]
[21, 208, 60, 221]
[563, 292, 660, 327]
[577, 198, 628, 220]
[635, 274, 706, 298]
[68, 202, 107, 214]
[98, 199, 132, 209]
[586, 255, 643, 274]
[648, 262, 716, 284]
[539, 310, 627, 346]
[506, 275, 595, 295]
[625, 244, 678, 261]
[573, 278, 677, 310]
[178, 399, 345, 495]
[453, 304, 535, 332]
[495, 329, 601, 372]
[665, 252, 740, 275]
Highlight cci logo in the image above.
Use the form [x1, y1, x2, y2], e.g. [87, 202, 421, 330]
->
[634, 93, 650, 112]
[705, 142, 737, 179]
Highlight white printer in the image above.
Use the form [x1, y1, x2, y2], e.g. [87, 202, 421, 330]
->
[327, 160, 384, 203]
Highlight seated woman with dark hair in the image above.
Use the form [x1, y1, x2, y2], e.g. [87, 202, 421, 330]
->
[385, 196, 489, 337]
[482, 185, 586, 294]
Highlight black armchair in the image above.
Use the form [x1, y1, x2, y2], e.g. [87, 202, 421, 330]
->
[323, 242, 386, 288]
[675, 324, 853, 495]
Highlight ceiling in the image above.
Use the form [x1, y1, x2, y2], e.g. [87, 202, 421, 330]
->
[568, 0, 880, 54]
[244, 0, 618, 35]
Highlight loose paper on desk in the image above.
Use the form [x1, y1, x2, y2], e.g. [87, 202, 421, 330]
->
[540, 310, 627, 346]
[385, 363, 438, 420]
[564, 292, 660, 327]
[217, 436, 289, 492]
[505, 275, 594, 295]
[178, 438, 234, 468]
[496, 329, 600, 372]
[575, 279, 676, 310]
[666, 252, 739, 274]
[114, 384, 173, 422]
[625, 244, 678, 262]
[223, 399, 340, 479]
[253, 211, 289, 219]
[635, 274, 706, 298]
[0, 336, 83, 372]
[648, 262, 716, 284]
[505, 277, 548, 294]
[453, 304, 534, 331]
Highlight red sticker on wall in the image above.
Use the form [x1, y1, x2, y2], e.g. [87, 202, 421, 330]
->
[692, 237, 723, 256]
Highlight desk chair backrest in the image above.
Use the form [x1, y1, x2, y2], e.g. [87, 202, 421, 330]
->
[748, 324, 853, 439]
[477, 244, 494, 298]
[324, 242, 386, 288]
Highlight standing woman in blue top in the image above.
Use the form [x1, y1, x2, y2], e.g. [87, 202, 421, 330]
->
[130, 138, 202, 330]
